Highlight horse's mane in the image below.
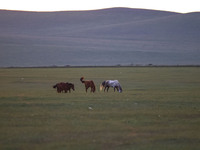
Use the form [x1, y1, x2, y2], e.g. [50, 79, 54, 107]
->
[80, 77, 85, 83]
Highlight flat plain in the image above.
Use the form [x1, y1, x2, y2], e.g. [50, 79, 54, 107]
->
[0, 67, 200, 150]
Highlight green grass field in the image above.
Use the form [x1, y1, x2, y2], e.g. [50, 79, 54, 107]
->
[0, 67, 200, 150]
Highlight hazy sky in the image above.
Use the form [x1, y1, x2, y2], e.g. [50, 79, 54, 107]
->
[1, 0, 199, 13]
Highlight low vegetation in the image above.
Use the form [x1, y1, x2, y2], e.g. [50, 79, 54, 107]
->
[0, 67, 199, 150]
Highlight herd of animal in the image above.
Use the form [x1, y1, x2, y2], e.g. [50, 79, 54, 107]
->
[53, 77, 123, 93]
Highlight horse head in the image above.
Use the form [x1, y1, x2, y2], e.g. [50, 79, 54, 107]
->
[80, 77, 84, 83]
[118, 85, 122, 93]
[100, 81, 106, 91]
[100, 84, 103, 91]
[53, 84, 57, 88]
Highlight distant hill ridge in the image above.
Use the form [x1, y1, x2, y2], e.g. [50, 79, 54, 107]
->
[0, 7, 200, 67]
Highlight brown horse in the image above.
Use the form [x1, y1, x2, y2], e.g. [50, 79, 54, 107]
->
[80, 77, 96, 93]
[53, 82, 75, 93]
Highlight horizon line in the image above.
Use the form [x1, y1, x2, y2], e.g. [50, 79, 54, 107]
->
[0, 7, 195, 14]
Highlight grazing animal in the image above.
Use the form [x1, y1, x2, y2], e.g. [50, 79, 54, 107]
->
[80, 77, 96, 93]
[64, 82, 75, 93]
[53, 83, 63, 93]
[53, 82, 75, 93]
[100, 80, 122, 93]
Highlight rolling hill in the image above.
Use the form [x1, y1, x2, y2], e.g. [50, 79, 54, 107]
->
[0, 7, 200, 67]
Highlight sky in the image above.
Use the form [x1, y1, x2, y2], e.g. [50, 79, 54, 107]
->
[0, 0, 200, 13]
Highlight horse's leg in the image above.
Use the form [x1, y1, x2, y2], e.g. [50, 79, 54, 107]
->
[107, 86, 109, 92]
[90, 86, 94, 93]
[84, 84, 87, 92]
[57, 87, 61, 93]
[114, 86, 118, 92]
[86, 87, 88, 93]
[91, 87, 94, 93]
[92, 87, 95, 93]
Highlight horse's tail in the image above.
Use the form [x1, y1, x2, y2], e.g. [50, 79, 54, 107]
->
[91, 81, 96, 92]
[80, 77, 85, 83]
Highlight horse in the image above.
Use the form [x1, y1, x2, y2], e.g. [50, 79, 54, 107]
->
[53, 82, 75, 93]
[63, 82, 75, 93]
[53, 83, 63, 93]
[100, 80, 122, 93]
[80, 77, 96, 93]
[66, 83, 75, 93]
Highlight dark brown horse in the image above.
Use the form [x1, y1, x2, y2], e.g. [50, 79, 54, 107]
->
[80, 77, 96, 93]
[53, 82, 75, 93]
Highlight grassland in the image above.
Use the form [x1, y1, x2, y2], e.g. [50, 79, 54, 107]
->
[0, 67, 200, 150]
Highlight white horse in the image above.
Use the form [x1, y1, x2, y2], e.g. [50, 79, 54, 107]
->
[100, 80, 122, 93]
